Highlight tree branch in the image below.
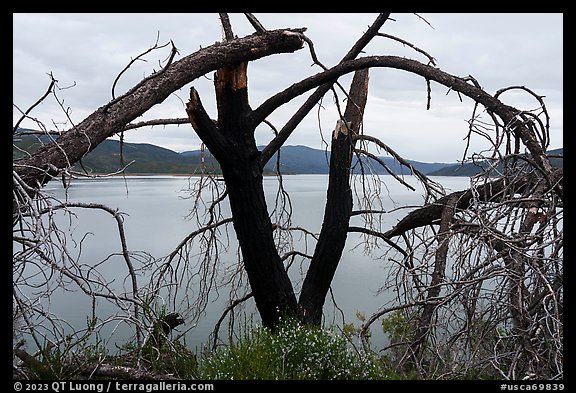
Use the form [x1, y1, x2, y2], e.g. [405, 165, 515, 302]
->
[13, 73, 56, 134]
[348, 226, 408, 258]
[256, 55, 553, 181]
[14, 29, 305, 197]
[219, 13, 235, 40]
[259, 13, 390, 167]
[122, 118, 190, 131]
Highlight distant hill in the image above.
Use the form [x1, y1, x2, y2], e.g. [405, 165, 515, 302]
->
[13, 130, 459, 175]
[13, 136, 207, 174]
[427, 148, 563, 176]
[182, 145, 334, 174]
[74, 140, 208, 174]
[15, 132, 560, 176]
[183, 145, 458, 176]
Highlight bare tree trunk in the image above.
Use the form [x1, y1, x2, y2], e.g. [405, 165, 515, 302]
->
[298, 69, 370, 325]
[181, 15, 389, 329]
[186, 61, 299, 329]
[222, 157, 300, 328]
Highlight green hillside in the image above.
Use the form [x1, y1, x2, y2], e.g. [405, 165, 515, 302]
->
[75, 140, 213, 174]
[16, 132, 559, 177]
[185, 145, 456, 175]
[13, 135, 217, 175]
[9, 135, 466, 176]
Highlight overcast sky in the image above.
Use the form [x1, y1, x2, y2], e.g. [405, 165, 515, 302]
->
[13, 13, 563, 163]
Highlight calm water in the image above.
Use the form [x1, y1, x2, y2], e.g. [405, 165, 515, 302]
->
[19, 174, 471, 352]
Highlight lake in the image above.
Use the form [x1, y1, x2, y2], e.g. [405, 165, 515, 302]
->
[15, 174, 472, 353]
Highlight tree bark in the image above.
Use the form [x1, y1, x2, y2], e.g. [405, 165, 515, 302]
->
[186, 61, 299, 329]
[298, 69, 370, 325]
[221, 159, 300, 328]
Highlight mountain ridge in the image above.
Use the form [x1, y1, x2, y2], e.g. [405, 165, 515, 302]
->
[13, 133, 562, 176]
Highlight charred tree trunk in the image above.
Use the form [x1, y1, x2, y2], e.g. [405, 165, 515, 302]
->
[221, 158, 299, 328]
[298, 69, 370, 325]
[186, 61, 298, 329]
[182, 16, 389, 329]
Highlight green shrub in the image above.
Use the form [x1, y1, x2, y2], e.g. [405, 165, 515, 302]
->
[198, 317, 395, 380]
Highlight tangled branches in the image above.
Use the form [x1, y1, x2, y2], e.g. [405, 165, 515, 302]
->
[358, 89, 563, 380]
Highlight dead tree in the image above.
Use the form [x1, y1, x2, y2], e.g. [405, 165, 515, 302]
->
[13, 13, 562, 379]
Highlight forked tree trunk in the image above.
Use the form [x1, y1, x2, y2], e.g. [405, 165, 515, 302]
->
[187, 67, 371, 328]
